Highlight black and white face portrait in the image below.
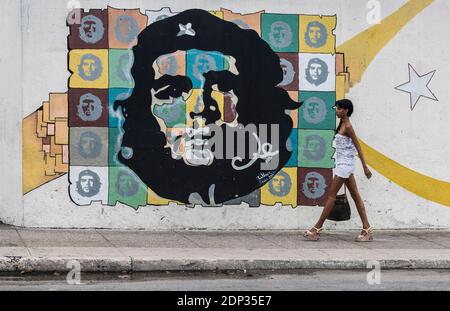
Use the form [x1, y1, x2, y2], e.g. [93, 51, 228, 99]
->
[306, 58, 329, 86]
[299, 54, 336, 91]
[76, 170, 101, 197]
[113, 9, 302, 205]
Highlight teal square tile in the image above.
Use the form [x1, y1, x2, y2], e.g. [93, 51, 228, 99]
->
[109, 88, 132, 128]
[299, 91, 336, 130]
[261, 14, 299, 52]
[108, 167, 148, 210]
[109, 49, 135, 89]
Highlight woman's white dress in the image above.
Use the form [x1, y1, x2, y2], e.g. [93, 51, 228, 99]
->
[334, 133, 357, 178]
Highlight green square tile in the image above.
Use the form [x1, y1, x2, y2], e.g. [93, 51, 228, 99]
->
[299, 91, 336, 130]
[298, 129, 335, 168]
[108, 167, 148, 209]
[109, 49, 135, 89]
[261, 14, 299, 52]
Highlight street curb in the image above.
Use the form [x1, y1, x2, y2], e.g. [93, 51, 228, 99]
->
[0, 257, 132, 273]
[1, 257, 450, 273]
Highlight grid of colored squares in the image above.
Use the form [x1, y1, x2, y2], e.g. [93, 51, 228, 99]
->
[67, 7, 348, 208]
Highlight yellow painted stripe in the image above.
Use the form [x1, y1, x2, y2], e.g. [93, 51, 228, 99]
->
[337, 0, 434, 87]
[359, 138, 450, 207]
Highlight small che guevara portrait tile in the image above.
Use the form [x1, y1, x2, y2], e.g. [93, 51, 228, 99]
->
[298, 91, 336, 130]
[261, 14, 299, 53]
[108, 7, 148, 49]
[186, 49, 225, 89]
[261, 167, 297, 207]
[69, 49, 109, 89]
[68, 9, 109, 50]
[69, 88, 109, 127]
[69, 166, 109, 206]
[299, 53, 336, 92]
[299, 15, 336, 54]
[70, 127, 109, 167]
[108, 166, 148, 209]
[297, 167, 333, 207]
[298, 129, 335, 169]
[109, 49, 135, 89]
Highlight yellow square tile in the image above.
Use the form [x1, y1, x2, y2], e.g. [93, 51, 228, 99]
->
[261, 167, 297, 207]
[299, 15, 336, 54]
[69, 49, 109, 89]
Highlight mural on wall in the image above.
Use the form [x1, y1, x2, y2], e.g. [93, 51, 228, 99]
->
[23, 1, 450, 210]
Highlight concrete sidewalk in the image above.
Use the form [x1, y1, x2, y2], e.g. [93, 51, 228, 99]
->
[0, 224, 449, 272]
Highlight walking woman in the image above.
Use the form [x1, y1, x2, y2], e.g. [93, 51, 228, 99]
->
[303, 99, 373, 242]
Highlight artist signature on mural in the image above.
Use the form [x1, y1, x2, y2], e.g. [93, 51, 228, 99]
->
[256, 171, 276, 185]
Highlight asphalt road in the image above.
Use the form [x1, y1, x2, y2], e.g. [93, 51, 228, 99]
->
[0, 269, 448, 291]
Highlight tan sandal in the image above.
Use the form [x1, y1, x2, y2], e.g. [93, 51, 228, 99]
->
[303, 227, 323, 241]
[355, 227, 373, 242]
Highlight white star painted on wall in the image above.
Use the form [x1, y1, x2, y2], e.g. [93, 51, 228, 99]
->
[177, 23, 196, 37]
[395, 63, 438, 111]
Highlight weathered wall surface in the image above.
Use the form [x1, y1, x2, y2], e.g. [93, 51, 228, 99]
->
[1, 0, 449, 229]
[0, 0, 23, 226]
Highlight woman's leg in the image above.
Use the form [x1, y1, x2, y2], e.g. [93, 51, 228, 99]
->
[345, 174, 371, 229]
[312, 175, 346, 229]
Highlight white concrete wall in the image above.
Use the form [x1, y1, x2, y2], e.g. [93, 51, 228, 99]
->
[0, 0, 23, 226]
[3, 0, 450, 229]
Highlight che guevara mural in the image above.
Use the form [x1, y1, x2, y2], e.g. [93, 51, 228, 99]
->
[23, 2, 450, 211]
